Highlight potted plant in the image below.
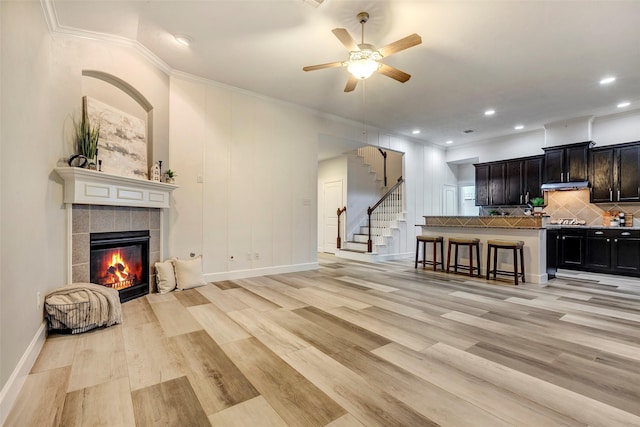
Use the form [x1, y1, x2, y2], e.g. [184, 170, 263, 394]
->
[73, 113, 100, 168]
[531, 197, 545, 213]
[164, 169, 177, 184]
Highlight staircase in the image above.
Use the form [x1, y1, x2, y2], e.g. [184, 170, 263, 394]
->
[337, 167, 407, 262]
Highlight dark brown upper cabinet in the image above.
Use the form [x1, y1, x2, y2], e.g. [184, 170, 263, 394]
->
[590, 142, 640, 203]
[543, 141, 592, 184]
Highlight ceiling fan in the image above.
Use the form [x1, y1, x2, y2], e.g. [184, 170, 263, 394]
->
[303, 12, 422, 92]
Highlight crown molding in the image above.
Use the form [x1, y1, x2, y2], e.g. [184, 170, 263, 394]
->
[39, 0, 172, 75]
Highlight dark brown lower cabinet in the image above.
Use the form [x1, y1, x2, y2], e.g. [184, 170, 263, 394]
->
[554, 228, 640, 277]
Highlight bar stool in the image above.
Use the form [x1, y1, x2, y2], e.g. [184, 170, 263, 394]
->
[486, 239, 525, 285]
[415, 235, 444, 271]
[446, 238, 481, 277]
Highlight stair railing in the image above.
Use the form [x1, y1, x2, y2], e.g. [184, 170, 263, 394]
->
[377, 148, 388, 187]
[336, 206, 346, 249]
[367, 177, 404, 252]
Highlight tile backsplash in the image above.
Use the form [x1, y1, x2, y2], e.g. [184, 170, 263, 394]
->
[545, 189, 640, 226]
[480, 189, 640, 226]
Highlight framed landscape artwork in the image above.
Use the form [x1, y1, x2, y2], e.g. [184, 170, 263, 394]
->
[85, 96, 148, 179]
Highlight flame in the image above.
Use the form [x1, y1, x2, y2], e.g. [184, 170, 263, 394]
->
[92, 247, 142, 290]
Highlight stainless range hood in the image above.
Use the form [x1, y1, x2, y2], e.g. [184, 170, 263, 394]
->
[541, 181, 590, 191]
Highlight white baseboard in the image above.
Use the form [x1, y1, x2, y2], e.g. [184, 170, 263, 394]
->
[204, 262, 319, 282]
[0, 321, 47, 425]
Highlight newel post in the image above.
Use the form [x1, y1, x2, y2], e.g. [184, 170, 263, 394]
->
[336, 207, 346, 249]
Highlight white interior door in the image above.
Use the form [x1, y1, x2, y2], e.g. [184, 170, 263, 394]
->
[443, 184, 457, 216]
[323, 180, 343, 253]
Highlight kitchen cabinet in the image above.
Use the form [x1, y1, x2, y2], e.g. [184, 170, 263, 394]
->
[590, 148, 615, 202]
[506, 156, 544, 205]
[617, 145, 640, 201]
[590, 142, 640, 203]
[475, 164, 489, 206]
[558, 228, 585, 268]
[475, 155, 543, 206]
[552, 227, 640, 277]
[474, 162, 505, 206]
[612, 230, 640, 273]
[585, 230, 611, 270]
[543, 142, 592, 184]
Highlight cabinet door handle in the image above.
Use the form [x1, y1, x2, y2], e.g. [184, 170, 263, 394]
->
[595, 231, 604, 235]
[615, 239, 618, 243]
[567, 172, 570, 182]
[520, 194, 523, 204]
[609, 188, 613, 201]
[621, 232, 631, 236]
[607, 239, 610, 242]
[525, 192, 529, 203]
[562, 236, 566, 240]
[618, 189, 621, 201]
[561, 172, 564, 182]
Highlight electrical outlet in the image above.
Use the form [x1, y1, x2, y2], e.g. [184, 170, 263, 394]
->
[37, 291, 42, 310]
[254, 252, 260, 260]
[197, 175, 204, 183]
[246, 252, 252, 261]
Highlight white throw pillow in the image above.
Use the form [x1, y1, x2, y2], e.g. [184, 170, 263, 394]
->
[155, 260, 176, 294]
[174, 256, 207, 290]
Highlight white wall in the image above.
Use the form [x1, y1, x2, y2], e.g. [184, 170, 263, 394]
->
[0, 0, 170, 403]
[346, 153, 383, 238]
[446, 129, 545, 164]
[169, 75, 319, 277]
[592, 109, 640, 147]
[446, 108, 640, 166]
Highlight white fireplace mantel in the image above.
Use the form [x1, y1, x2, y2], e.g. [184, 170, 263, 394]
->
[54, 167, 178, 208]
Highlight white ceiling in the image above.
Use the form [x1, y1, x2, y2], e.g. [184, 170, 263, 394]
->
[51, 0, 640, 149]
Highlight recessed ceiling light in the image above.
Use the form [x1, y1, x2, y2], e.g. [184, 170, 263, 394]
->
[174, 35, 191, 46]
[412, 130, 421, 135]
[484, 109, 495, 116]
[599, 76, 616, 85]
[445, 140, 453, 145]
[514, 125, 524, 130]
[617, 101, 631, 108]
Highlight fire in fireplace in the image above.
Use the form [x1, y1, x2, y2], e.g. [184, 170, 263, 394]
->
[90, 230, 150, 302]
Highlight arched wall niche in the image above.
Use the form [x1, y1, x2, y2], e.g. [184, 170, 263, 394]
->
[81, 70, 154, 170]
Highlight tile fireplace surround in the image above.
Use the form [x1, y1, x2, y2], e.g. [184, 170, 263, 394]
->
[71, 205, 161, 292]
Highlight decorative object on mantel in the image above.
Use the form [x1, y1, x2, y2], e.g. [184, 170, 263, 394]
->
[68, 96, 100, 169]
[85, 96, 148, 180]
[164, 169, 177, 184]
[150, 162, 161, 182]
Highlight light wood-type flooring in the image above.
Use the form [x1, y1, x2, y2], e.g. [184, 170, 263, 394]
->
[6, 255, 640, 426]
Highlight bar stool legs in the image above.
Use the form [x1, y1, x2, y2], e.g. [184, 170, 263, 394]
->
[446, 238, 481, 277]
[415, 236, 444, 271]
[486, 240, 525, 285]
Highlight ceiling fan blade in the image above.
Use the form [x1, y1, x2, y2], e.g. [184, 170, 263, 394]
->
[378, 64, 411, 83]
[344, 75, 359, 92]
[377, 33, 422, 57]
[303, 62, 344, 72]
[332, 28, 360, 51]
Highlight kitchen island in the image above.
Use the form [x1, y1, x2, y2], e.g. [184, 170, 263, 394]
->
[418, 216, 548, 284]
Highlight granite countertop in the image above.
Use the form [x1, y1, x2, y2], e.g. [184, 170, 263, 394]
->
[545, 224, 640, 230]
[419, 216, 545, 229]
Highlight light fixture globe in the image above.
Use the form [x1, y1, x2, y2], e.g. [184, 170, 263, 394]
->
[346, 45, 382, 80]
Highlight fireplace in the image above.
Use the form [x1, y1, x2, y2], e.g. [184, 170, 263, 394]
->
[90, 230, 150, 302]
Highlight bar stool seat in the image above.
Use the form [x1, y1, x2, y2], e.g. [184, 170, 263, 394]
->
[486, 239, 525, 285]
[446, 238, 481, 277]
[415, 236, 444, 271]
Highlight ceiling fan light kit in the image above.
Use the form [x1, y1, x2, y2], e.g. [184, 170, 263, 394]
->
[303, 11, 422, 92]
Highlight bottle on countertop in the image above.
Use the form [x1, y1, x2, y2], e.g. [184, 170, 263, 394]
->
[620, 212, 626, 226]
